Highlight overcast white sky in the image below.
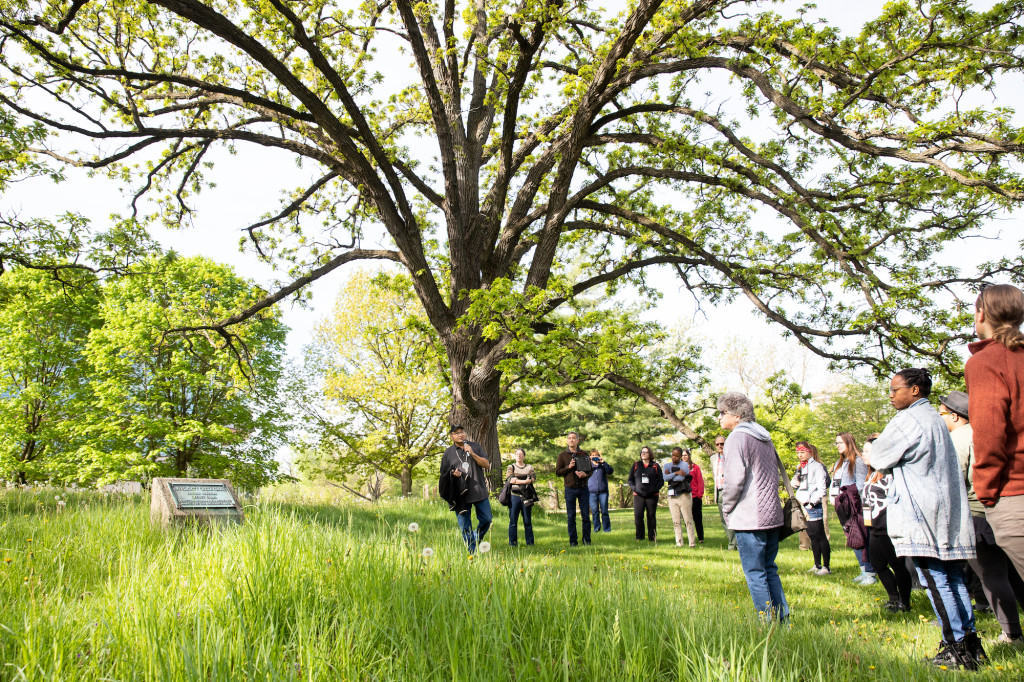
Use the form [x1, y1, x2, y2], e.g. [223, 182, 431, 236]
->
[6, 0, 1020, 396]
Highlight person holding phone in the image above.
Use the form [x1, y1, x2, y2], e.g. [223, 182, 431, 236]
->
[588, 449, 614, 533]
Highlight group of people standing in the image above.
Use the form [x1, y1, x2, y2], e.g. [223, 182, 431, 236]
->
[716, 283, 1024, 671]
[438, 283, 1024, 673]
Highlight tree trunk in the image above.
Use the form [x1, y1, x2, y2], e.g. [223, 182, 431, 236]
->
[445, 336, 505, 488]
[398, 466, 413, 497]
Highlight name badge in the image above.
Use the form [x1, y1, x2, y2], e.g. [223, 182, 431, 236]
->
[667, 488, 675, 496]
[863, 509, 871, 526]
[641, 476, 650, 484]
[462, 462, 470, 473]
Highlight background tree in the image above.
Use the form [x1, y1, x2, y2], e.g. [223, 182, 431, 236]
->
[297, 270, 449, 496]
[2, 0, 1023, 479]
[795, 381, 896, 468]
[82, 254, 288, 488]
[0, 267, 99, 483]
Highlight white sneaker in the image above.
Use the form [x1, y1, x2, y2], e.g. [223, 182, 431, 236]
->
[859, 574, 878, 585]
[807, 566, 819, 573]
[851, 573, 867, 583]
[815, 567, 832, 576]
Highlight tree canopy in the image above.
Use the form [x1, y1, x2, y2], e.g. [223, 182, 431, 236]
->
[80, 254, 288, 488]
[2, 0, 1023, 472]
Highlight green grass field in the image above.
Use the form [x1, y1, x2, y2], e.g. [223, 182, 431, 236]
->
[1, 488, 1021, 681]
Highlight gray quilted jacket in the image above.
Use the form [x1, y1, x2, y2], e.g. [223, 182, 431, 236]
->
[720, 422, 784, 531]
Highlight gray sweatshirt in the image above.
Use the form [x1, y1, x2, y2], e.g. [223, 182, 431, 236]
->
[720, 422, 784, 531]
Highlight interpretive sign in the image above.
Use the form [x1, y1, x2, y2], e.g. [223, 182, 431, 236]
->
[150, 477, 244, 528]
[168, 482, 236, 509]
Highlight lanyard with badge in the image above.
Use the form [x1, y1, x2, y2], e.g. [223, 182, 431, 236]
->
[458, 446, 471, 474]
[641, 463, 650, 485]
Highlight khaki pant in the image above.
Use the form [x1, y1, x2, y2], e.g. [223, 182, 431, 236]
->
[986, 494, 1024, 582]
[668, 493, 696, 546]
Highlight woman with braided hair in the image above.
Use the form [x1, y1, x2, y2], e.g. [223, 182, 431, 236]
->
[966, 284, 1024, 588]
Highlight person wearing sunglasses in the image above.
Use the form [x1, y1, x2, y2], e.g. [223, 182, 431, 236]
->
[717, 392, 788, 622]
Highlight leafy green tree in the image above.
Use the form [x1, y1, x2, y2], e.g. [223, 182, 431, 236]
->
[297, 270, 449, 496]
[82, 255, 288, 488]
[798, 381, 896, 468]
[3, 0, 1023, 475]
[0, 267, 99, 483]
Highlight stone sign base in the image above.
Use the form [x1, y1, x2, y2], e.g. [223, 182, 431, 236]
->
[150, 477, 244, 528]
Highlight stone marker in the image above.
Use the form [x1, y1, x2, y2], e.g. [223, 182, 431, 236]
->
[150, 478, 244, 528]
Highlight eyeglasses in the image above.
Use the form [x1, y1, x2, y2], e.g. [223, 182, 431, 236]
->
[888, 385, 912, 395]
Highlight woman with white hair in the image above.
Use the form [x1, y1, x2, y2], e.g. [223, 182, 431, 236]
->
[717, 391, 788, 622]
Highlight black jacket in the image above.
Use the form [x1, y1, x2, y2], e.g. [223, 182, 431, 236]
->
[628, 460, 664, 497]
[439, 468, 471, 514]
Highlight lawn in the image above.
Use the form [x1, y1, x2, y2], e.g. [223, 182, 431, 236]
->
[0, 488, 1020, 681]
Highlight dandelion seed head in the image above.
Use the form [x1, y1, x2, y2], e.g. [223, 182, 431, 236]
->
[421, 547, 434, 558]
[479, 541, 491, 553]
[408, 522, 419, 532]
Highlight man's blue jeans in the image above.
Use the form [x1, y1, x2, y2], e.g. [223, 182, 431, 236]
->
[455, 498, 492, 552]
[913, 557, 976, 643]
[589, 491, 611, 532]
[564, 486, 591, 545]
[508, 495, 533, 546]
[736, 528, 789, 621]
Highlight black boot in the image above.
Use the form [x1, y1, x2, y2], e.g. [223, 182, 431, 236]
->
[964, 631, 987, 668]
[930, 640, 972, 670]
[884, 600, 910, 613]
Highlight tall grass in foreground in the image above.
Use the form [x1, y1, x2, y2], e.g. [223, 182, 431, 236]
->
[0, 490, 1021, 681]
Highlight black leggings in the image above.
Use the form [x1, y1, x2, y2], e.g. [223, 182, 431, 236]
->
[870, 530, 912, 604]
[806, 518, 831, 569]
[633, 495, 658, 540]
[692, 496, 704, 541]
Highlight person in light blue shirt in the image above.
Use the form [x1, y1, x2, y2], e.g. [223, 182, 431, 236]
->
[665, 447, 696, 547]
[869, 368, 980, 670]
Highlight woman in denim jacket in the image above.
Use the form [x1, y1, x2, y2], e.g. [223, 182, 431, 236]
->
[870, 368, 980, 670]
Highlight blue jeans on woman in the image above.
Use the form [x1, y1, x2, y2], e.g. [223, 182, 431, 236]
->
[854, 547, 876, 574]
[508, 494, 534, 545]
[914, 557, 976, 643]
[736, 528, 789, 622]
[589, 491, 611, 532]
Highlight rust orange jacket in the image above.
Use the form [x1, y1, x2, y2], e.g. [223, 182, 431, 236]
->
[965, 338, 1024, 506]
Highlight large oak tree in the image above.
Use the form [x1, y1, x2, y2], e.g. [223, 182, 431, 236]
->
[2, 0, 1023, 479]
